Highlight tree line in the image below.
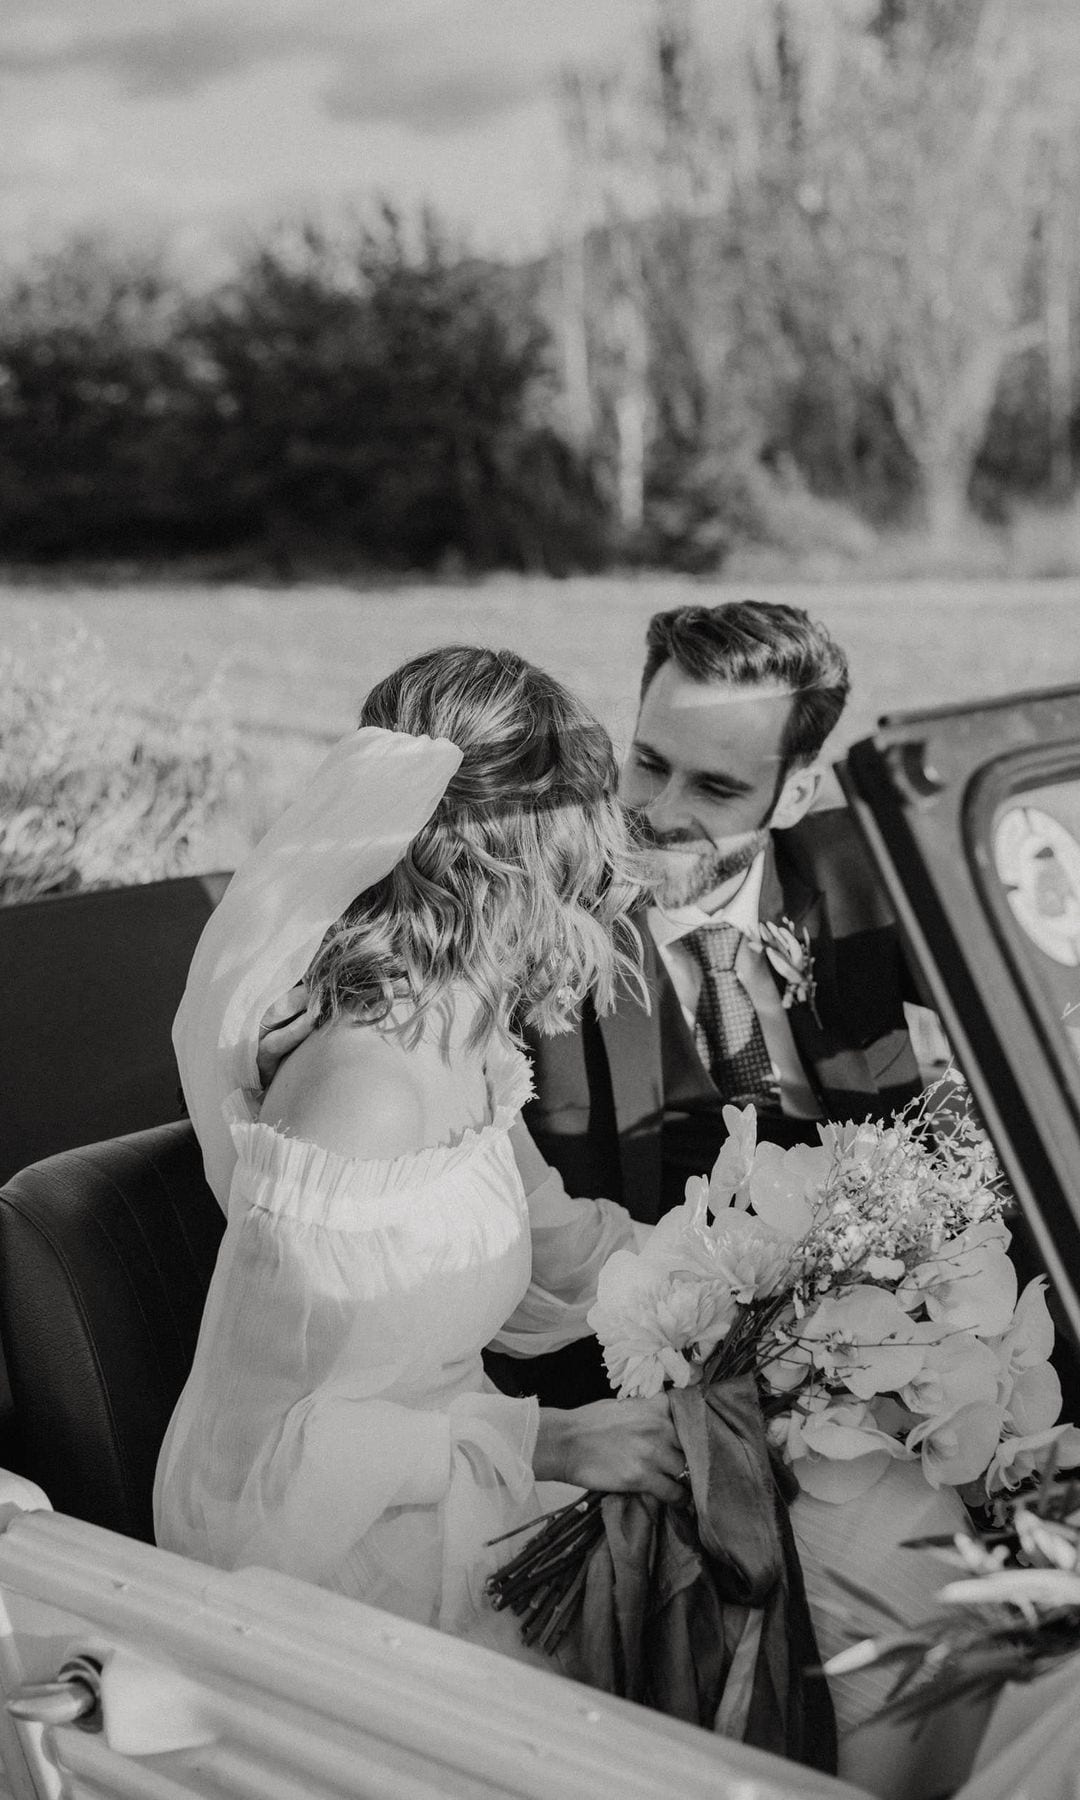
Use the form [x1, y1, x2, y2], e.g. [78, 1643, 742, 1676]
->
[0, 216, 606, 576]
[0, 0, 1077, 576]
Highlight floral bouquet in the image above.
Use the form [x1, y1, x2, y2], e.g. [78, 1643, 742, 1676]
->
[822, 1453, 1080, 1728]
[486, 1084, 1075, 1764]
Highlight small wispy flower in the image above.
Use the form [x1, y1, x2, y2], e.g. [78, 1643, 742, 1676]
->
[758, 916, 820, 1022]
[593, 1079, 1068, 1507]
[491, 1082, 1077, 1681]
[0, 628, 244, 903]
[823, 1462, 1080, 1728]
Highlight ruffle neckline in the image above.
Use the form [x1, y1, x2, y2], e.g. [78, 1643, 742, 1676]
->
[223, 1037, 535, 1203]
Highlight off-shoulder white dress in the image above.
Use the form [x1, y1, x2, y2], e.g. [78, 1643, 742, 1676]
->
[154, 1045, 632, 1647]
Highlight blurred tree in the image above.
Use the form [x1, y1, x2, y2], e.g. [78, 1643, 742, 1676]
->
[556, 7, 756, 568]
[733, 0, 1048, 537]
[557, 0, 1068, 555]
[556, 0, 889, 566]
[0, 215, 608, 575]
[189, 211, 606, 574]
[0, 237, 213, 558]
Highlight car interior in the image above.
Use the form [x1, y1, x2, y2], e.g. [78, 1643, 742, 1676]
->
[2, 690, 1080, 1800]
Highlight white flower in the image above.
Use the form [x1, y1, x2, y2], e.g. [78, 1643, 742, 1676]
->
[900, 1333, 1002, 1418]
[759, 918, 818, 1016]
[902, 1221, 1017, 1336]
[1014, 1506, 1080, 1572]
[816, 1119, 870, 1160]
[991, 1277, 1055, 1374]
[951, 1534, 1011, 1577]
[747, 1140, 831, 1240]
[760, 1327, 812, 1395]
[937, 1568, 1080, 1618]
[707, 1213, 792, 1303]
[650, 1177, 792, 1302]
[907, 1401, 1008, 1489]
[788, 1285, 926, 1400]
[780, 1396, 914, 1502]
[865, 1254, 907, 1281]
[587, 1248, 737, 1399]
[705, 1105, 759, 1210]
[1005, 1361, 1062, 1437]
[985, 1423, 1080, 1494]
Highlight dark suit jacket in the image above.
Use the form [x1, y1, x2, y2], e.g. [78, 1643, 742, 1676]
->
[484, 807, 927, 1407]
[523, 806, 924, 1226]
[498, 807, 1080, 1421]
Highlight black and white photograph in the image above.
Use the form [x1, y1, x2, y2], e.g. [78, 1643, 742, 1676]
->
[1, 6, 1080, 1800]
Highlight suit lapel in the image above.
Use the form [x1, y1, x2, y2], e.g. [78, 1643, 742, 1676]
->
[763, 823, 921, 1112]
[760, 832, 840, 1078]
[597, 919, 666, 1221]
[759, 831, 817, 934]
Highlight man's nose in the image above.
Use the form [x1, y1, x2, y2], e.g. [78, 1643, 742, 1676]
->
[642, 777, 692, 833]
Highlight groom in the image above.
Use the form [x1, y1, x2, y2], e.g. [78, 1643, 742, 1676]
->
[253, 600, 932, 1410]
[257, 598, 927, 1215]
[520, 599, 1080, 1421]
[522, 599, 925, 1229]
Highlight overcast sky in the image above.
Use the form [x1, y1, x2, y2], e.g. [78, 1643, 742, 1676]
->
[2, 2, 1073, 280]
[0, 0, 707, 273]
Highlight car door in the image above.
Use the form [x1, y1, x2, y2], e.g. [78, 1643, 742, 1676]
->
[838, 682, 1080, 1380]
[0, 1501, 868, 1800]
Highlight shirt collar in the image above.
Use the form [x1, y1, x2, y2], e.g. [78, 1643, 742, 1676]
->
[647, 849, 767, 951]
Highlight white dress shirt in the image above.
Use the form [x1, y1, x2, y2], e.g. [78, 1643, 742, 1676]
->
[647, 850, 822, 1119]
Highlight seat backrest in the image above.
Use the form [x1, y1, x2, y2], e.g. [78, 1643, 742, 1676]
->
[0, 1121, 224, 1543]
[0, 873, 230, 1186]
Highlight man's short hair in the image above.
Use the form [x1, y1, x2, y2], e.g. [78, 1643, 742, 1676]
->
[641, 600, 851, 773]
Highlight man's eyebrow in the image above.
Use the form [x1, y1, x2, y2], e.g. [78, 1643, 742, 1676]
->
[692, 767, 755, 794]
[631, 739, 756, 794]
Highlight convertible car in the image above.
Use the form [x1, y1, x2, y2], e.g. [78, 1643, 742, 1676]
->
[0, 684, 1078, 1800]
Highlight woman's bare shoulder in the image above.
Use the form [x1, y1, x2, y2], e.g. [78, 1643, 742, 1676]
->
[259, 1019, 427, 1164]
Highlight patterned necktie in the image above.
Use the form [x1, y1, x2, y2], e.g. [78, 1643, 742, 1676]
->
[683, 922, 777, 1105]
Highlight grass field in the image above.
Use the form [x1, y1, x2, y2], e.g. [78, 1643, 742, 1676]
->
[3, 573, 1079, 844]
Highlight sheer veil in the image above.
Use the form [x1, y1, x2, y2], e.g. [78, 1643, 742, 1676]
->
[173, 727, 462, 1208]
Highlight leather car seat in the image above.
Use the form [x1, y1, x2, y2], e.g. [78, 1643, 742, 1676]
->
[0, 873, 230, 1188]
[0, 1121, 224, 1543]
[0, 872, 229, 1474]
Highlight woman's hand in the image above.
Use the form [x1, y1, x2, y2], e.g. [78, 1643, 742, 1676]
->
[534, 1394, 687, 1505]
[257, 982, 317, 1089]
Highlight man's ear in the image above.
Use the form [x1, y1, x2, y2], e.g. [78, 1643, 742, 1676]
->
[770, 761, 822, 830]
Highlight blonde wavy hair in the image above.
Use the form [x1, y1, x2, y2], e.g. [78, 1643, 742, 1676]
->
[307, 646, 648, 1050]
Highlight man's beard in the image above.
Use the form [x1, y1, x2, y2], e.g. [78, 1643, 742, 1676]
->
[642, 826, 771, 908]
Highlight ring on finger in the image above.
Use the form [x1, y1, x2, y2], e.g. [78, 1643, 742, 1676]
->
[677, 1464, 692, 1486]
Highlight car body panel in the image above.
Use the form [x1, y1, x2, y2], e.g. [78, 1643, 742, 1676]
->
[7, 684, 1080, 1800]
[840, 685, 1080, 1352]
[0, 1501, 868, 1800]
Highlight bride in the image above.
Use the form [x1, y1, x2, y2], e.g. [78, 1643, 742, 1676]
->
[154, 645, 688, 1648]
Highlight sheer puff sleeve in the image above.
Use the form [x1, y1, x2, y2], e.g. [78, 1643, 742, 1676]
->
[153, 1097, 542, 1634]
[489, 1112, 637, 1358]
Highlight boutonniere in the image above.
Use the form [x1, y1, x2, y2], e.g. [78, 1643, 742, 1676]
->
[758, 918, 821, 1026]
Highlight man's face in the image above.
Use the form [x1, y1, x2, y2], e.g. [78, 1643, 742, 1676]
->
[619, 663, 795, 908]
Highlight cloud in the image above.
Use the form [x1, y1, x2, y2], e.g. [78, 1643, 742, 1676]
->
[320, 2, 651, 135]
[0, 0, 662, 262]
[0, 12, 321, 99]
[0, 1, 640, 131]
[321, 38, 541, 136]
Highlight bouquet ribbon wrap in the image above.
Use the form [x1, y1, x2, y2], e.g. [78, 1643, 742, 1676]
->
[553, 1374, 837, 1774]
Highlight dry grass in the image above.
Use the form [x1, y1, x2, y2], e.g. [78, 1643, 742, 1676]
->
[1, 574, 1078, 858]
[0, 626, 245, 901]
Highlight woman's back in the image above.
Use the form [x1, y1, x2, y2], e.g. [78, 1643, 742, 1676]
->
[160, 654, 669, 1658]
[154, 1026, 542, 1636]
[258, 998, 493, 1165]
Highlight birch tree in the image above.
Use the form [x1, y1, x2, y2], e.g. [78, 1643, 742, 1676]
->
[742, 0, 1046, 536]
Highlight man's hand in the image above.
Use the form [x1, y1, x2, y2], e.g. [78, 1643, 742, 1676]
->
[257, 982, 317, 1090]
[533, 1393, 687, 1505]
